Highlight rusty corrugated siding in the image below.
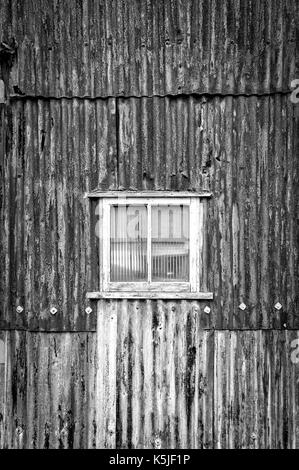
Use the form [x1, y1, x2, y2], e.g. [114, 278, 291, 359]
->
[0, 326, 298, 448]
[0, 0, 298, 450]
[0, 98, 117, 330]
[0, 0, 298, 97]
[214, 330, 299, 449]
[116, 95, 299, 328]
[1, 94, 297, 330]
[0, 330, 97, 449]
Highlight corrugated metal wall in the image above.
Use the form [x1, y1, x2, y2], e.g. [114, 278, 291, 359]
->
[0, 0, 298, 449]
[0, 330, 97, 449]
[0, 95, 298, 331]
[0, 98, 117, 330]
[0, 0, 297, 96]
[0, 326, 298, 448]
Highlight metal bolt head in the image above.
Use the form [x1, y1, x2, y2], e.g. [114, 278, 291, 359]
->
[16, 306, 24, 313]
[239, 302, 246, 311]
[16, 425, 24, 435]
[85, 306, 92, 314]
[50, 307, 57, 315]
[274, 302, 282, 311]
[154, 438, 161, 449]
[283, 323, 287, 329]
[204, 306, 211, 314]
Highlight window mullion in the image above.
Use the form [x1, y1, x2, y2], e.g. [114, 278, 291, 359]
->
[147, 203, 152, 283]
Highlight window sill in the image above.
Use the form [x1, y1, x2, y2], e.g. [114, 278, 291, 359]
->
[86, 291, 213, 300]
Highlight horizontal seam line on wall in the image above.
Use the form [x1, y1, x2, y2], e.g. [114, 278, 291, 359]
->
[0, 328, 97, 333]
[0, 328, 297, 333]
[7, 89, 292, 101]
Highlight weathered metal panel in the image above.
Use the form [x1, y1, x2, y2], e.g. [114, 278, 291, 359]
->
[0, 98, 117, 331]
[0, 330, 97, 449]
[0, 331, 5, 446]
[112, 299, 214, 448]
[214, 330, 299, 449]
[1, 327, 298, 448]
[0, 94, 297, 331]
[97, 321, 299, 449]
[0, 0, 297, 97]
[0, 330, 27, 448]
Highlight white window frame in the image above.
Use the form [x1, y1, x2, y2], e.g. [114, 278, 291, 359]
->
[86, 191, 213, 300]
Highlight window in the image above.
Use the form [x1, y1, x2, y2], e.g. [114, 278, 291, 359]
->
[87, 192, 213, 300]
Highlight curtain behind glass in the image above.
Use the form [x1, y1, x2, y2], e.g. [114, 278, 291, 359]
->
[151, 205, 189, 281]
[110, 205, 147, 281]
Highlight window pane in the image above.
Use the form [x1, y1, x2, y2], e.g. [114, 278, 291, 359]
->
[110, 205, 147, 281]
[151, 205, 189, 281]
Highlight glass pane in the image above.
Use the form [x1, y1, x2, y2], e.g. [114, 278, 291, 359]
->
[110, 205, 147, 281]
[151, 205, 189, 281]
